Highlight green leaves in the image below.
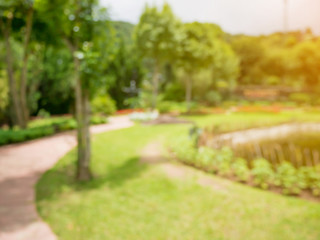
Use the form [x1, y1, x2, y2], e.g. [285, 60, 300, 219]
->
[171, 129, 320, 199]
[252, 158, 275, 189]
[275, 162, 301, 195]
[134, 3, 181, 64]
[231, 158, 250, 182]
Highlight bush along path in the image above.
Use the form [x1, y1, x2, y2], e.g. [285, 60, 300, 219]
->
[0, 116, 133, 240]
[0, 115, 108, 146]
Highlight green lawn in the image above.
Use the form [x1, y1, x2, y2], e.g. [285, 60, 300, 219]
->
[185, 110, 320, 130]
[36, 112, 320, 240]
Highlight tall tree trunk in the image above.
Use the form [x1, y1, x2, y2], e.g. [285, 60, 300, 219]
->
[71, 46, 92, 181]
[185, 74, 193, 112]
[151, 63, 160, 110]
[1, 17, 24, 128]
[20, 6, 34, 128]
[78, 88, 92, 180]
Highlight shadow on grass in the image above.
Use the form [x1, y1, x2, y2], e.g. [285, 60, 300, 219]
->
[36, 157, 149, 202]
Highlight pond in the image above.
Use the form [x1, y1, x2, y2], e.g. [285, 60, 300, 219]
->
[203, 123, 320, 168]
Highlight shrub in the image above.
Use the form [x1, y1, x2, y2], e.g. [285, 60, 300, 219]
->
[221, 100, 238, 108]
[163, 82, 185, 102]
[275, 162, 301, 195]
[196, 147, 217, 170]
[231, 158, 250, 182]
[157, 101, 187, 114]
[37, 109, 51, 118]
[90, 115, 108, 125]
[0, 116, 108, 146]
[298, 166, 320, 196]
[171, 137, 197, 164]
[252, 158, 275, 189]
[55, 119, 77, 132]
[205, 91, 222, 106]
[289, 93, 312, 105]
[8, 131, 26, 143]
[91, 95, 116, 116]
[215, 147, 233, 177]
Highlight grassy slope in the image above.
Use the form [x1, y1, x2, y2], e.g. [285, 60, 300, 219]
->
[36, 112, 320, 240]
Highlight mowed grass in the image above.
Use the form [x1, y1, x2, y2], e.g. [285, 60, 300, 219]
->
[185, 110, 320, 130]
[36, 112, 320, 240]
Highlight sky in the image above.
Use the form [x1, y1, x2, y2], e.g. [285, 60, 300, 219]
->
[100, 0, 320, 35]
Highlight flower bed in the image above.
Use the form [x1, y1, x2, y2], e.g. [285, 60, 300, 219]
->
[170, 136, 320, 201]
[116, 109, 144, 115]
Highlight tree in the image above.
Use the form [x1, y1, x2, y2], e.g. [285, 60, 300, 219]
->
[134, 3, 182, 109]
[178, 23, 220, 110]
[106, 22, 145, 109]
[0, 0, 35, 128]
[34, 45, 74, 115]
[230, 35, 266, 85]
[209, 40, 239, 99]
[37, 0, 113, 180]
[292, 39, 320, 91]
[108, 39, 145, 109]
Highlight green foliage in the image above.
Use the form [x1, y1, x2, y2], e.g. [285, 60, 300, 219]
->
[36, 124, 320, 240]
[162, 82, 185, 102]
[214, 147, 233, 176]
[157, 101, 187, 114]
[175, 22, 239, 106]
[36, 46, 74, 115]
[0, 70, 8, 124]
[205, 91, 222, 106]
[275, 162, 301, 195]
[91, 95, 116, 116]
[178, 22, 217, 72]
[112, 21, 135, 45]
[196, 146, 217, 171]
[133, 89, 161, 109]
[171, 138, 234, 176]
[90, 115, 108, 125]
[171, 136, 197, 164]
[0, 126, 55, 145]
[37, 109, 51, 118]
[289, 93, 312, 104]
[56, 119, 77, 131]
[252, 158, 275, 189]
[293, 39, 320, 89]
[231, 158, 250, 182]
[134, 3, 182, 65]
[0, 116, 108, 146]
[230, 35, 266, 85]
[107, 40, 145, 109]
[298, 166, 320, 196]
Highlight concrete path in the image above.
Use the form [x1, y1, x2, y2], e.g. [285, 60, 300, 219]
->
[0, 116, 133, 240]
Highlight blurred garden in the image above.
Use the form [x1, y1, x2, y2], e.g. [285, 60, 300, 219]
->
[1, 0, 320, 240]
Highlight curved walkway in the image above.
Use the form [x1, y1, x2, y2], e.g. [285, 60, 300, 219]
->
[0, 116, 133, 240]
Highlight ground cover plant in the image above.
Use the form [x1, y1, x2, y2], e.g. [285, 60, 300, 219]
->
[172, 113, 320, 200]
[0, 116, 107, 146]
[37, 112, 320, 240]
[172, 138, 320, 198]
